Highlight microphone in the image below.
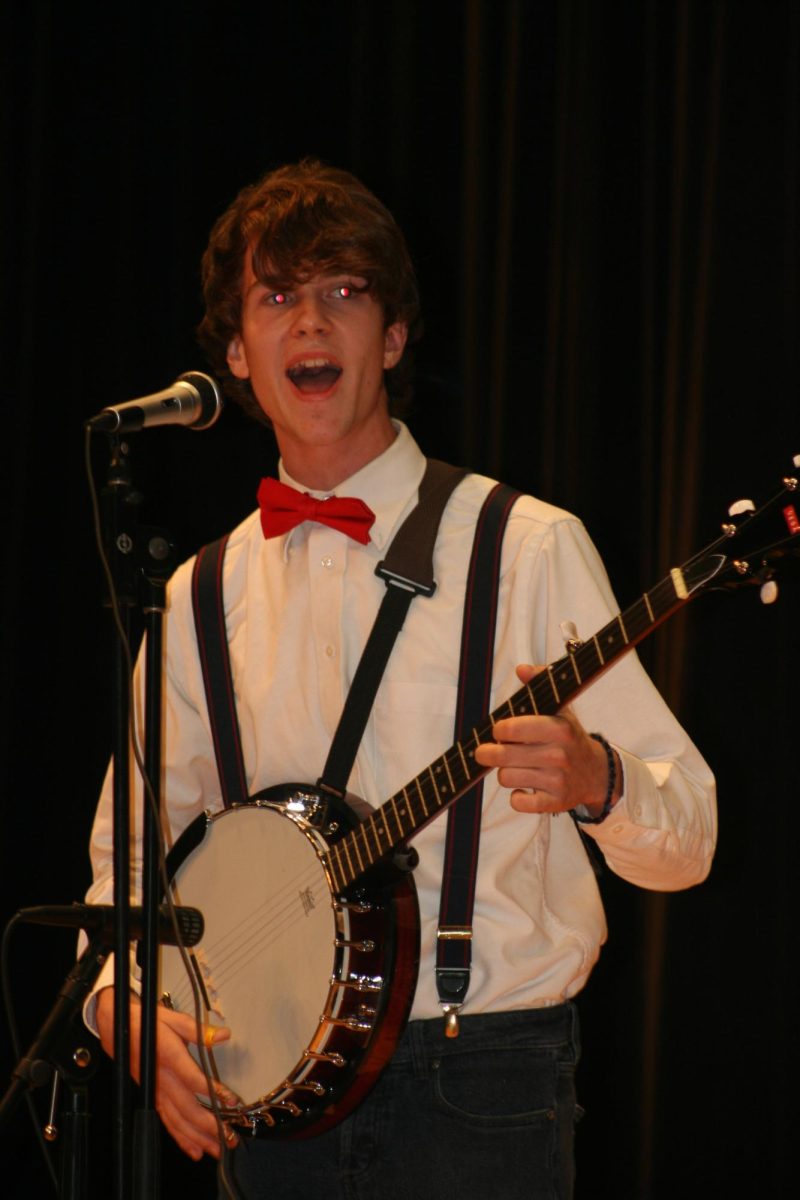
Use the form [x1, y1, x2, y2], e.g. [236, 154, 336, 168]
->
[17, 903, 204, 948]
[86, 371, 223, 433]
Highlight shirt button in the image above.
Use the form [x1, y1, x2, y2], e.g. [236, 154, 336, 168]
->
[325, 644, 336, 658]
[321, 556, 333, 568]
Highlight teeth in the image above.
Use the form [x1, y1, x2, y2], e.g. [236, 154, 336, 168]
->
[289, 357, 336, 371]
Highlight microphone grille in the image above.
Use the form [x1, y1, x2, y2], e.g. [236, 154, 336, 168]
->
[177, 371, 223, 430]
[176, 905, 205, 947]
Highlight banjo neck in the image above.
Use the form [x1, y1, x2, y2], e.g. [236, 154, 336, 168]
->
[323, 559, 705, 893]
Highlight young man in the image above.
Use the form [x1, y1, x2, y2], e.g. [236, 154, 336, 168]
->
[86, 161, 716, 1198]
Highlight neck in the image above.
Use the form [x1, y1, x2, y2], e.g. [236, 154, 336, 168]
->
[279, 418, 397, 492]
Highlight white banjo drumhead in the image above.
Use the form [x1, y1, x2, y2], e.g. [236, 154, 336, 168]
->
[160, 804, 336, 1108]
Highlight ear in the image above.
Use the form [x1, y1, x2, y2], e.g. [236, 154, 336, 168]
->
[383, 322, 408, 370]
[227, 335, 250, 380]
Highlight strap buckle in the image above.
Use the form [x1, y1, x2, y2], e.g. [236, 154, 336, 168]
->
[374, 561, 436, 597]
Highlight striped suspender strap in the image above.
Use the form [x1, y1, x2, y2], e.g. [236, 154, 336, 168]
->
[435, 481, 521, 1035]
[191, 535, 249, 809]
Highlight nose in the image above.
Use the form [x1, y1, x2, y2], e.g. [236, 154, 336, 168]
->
[291, 294, 330, 336]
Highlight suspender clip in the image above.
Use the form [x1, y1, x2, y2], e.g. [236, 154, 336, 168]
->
[441, 1003, 462, 1038]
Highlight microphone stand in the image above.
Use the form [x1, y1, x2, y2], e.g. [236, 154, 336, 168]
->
[134, 553, 173, 1200]
[0, 935, 106, 1199]
[98, 436, 176, 1200]
[102, 438, 138, 1200]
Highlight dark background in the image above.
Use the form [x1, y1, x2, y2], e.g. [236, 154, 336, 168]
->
[1, 1, 797, 1196]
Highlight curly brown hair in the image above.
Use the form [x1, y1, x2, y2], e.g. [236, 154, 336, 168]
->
[197, 160, 421, 424]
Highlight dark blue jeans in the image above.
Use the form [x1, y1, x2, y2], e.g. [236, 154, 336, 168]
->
[219, 1005, 580, 1200]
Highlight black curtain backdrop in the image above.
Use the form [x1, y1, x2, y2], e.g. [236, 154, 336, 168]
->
[1, 2, 797, 1196]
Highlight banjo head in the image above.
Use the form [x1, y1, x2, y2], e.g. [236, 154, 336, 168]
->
[160, 787, 420, 1136]
[161, 801, 338, 1112]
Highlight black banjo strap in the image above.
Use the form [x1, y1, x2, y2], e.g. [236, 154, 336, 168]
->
[435, 481, 520, 1036]
[317, 459, 467, 797]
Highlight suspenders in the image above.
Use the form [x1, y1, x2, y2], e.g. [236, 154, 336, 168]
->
[191, 469, 520, 1027]
[435, 481, 520, 1034]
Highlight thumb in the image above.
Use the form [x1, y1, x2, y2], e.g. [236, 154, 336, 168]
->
[162, 1008, 232, 1049]
[515, 663, 545, 685]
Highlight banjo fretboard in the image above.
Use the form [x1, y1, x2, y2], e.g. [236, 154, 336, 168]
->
[323, 558, 717, 893]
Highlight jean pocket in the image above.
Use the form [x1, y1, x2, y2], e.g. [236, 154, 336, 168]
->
[431, 1046, 561, 1129]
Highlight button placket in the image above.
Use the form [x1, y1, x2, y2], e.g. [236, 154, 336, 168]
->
[307, 527, 346, 730]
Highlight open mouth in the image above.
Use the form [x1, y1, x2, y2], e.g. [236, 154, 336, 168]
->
[286, 358, 343, 395]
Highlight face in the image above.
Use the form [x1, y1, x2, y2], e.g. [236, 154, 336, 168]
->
[227, 256, 407, 488]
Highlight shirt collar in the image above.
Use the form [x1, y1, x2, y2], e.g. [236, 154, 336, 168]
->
[277, 421, 427, 555]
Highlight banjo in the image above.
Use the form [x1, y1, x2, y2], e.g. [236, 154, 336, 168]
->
[160, 467, 799, 1138]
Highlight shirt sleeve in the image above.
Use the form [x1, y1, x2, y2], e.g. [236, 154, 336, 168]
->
[513, 513, 717, 891]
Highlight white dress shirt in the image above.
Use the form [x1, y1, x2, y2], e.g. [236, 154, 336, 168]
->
[86, 421, 716, 1020]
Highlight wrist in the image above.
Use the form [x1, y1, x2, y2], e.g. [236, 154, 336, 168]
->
[572, 733, 620, 825]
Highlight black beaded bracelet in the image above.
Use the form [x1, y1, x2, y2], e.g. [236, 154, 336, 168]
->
[571, 732, 618, 825]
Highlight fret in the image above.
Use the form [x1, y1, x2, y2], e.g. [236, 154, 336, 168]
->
[409, 781, 427, 819]
[575, 641, 598, 680]
[410, 776, 427, 820]
[553, 658, 578, 699]
[643, 591, 654, 622]
[451, 746, 469, 788]
[617, 613, 629, 644]
[632, 597, 653, 638]
[531, 675, 554, 716]
[331, 840, 350, 888]
[441, 754, 456, 794]
[428, 765, 444, 803]
[350, 834, 365, 874]
[345, 827, 364, 876]
[366, 814, 385, 858]
[381, 812, 394, 848]
[456, 740, 470, 779]
[340, 836, 356, 879]
[526, 681, 539, 713]
[388, 794, 405, 840]
[569, 653, 582, 685]
[546, 666, 561, 705]
[398, 792, 413, 834]
[592, 633, 605, 664]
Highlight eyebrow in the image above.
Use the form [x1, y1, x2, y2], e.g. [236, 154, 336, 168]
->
[246, 272, 371, 297]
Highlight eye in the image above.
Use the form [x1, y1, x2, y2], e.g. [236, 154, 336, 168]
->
[267, 291, 289, 306]
[330, 279, 367, 300]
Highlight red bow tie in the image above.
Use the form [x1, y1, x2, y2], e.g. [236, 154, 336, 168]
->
[257, 477, 376, 544]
